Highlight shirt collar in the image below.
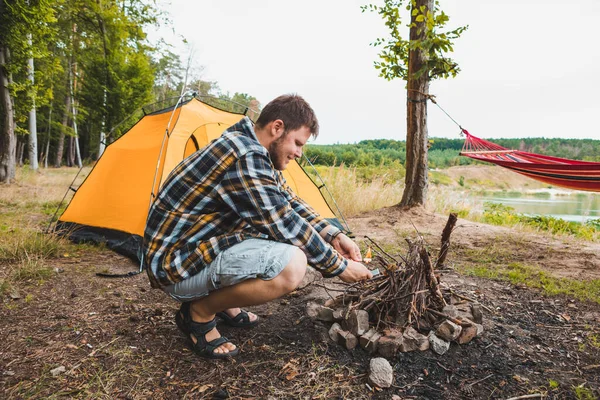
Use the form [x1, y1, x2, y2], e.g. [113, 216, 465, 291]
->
[225, 116, 259, 142]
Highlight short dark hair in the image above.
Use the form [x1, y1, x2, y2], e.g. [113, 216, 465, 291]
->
[255, 94, 319, 138]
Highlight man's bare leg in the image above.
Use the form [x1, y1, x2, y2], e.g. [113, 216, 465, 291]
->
[188, 248, 307, 354]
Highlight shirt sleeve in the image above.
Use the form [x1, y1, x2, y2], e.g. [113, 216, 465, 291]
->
[275, 171, 341, 239]
[216, 151, 347, 277]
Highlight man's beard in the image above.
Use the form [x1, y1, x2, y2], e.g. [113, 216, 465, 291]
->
[268, 136, 287, 170]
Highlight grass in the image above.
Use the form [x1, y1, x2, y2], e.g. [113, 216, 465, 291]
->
[481, 203, 599, 241]
[1, 166, 599, 400]
[461, 261, 600, 304]
[573, 384, 597, 400]
[0, 230, 65, 261]
[303, 164, 599, 243]
[0, 166, 86, 299]
[307, 164, 404, 217]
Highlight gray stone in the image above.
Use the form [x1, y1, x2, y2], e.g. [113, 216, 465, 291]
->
[401, 326, 430, 352]
[442, 305, 458, 318]
[471, 303, 483, 323]
[377, 335, 402, 358]
[457, 325, 478, 344]
[337, 330, 358, 349]
[428, 331, 450, 355]
[346, 310, 370, 336]
[475, 323, 484, 336]
[436, 320, 462, 341]
[316, 306, 335, 322]
[50, 366, 66, 377]
[306, 302, 320, 319]
[360, 328, 381, 353]
[368, 358, 393, 388]
[458, 312, 474, 323]
[328, 322, 342, 342]
[332, 308, 345, 321]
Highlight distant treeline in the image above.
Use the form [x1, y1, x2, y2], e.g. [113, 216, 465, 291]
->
[304, 137, 600, 169]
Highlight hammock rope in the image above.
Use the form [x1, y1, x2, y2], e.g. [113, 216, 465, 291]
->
[422, 95, 600, 192]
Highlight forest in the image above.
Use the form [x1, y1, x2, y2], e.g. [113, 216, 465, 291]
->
[0, 0, 258, 182]
[1, 0, 598, 182]
[305, 136, 600, 169]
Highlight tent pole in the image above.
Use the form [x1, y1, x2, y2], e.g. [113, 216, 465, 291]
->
[301, 154, 352, 234]
[46, 166, 85, 234]
[142, 91, 195, 271]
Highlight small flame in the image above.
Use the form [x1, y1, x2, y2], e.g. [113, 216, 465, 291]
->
[364, 247, 372, 264]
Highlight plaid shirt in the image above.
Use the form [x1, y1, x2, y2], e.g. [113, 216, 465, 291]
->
[143, 117, 347, 288]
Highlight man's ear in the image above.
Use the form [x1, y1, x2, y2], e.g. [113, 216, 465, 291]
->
[271, 119, 285, 138]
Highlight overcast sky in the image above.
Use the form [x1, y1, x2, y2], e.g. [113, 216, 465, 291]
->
[157, 0, 600, 145]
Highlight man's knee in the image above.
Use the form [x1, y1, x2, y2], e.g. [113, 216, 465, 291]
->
[278, 248, 307, 292]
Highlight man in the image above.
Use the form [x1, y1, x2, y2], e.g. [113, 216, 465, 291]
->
[144, 94, 372, 359]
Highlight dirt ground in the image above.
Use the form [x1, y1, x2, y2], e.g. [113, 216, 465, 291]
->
[1, 206, 600, 399]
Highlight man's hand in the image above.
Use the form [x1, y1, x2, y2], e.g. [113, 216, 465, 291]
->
[332, 233, 362, 262]
[338, 260, 373, 283]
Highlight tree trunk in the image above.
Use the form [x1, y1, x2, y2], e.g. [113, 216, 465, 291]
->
[70, 58, 82, 168]
[43, 96, 53, 168]
[27, 33, 38, 171]
[17, 140, 24, 167]
[54, 73, 71, 167]
[97, 8, 109, 159]
[0, 45, 16, 183]
[399, 0, 433, 207]
[67, 136, 74, 167]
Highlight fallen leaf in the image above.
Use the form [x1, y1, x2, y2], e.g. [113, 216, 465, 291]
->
[560, 314, 571, 322]
[513, 375, 529, 383]
[191, 384, 213, 393]
[286, 370, 299, 381]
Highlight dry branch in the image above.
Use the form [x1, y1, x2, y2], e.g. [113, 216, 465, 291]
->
[436, 213, 457, 269]
[330, 215, 464, 330]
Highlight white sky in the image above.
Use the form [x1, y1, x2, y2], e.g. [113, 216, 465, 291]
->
[157, 0, 600, 144]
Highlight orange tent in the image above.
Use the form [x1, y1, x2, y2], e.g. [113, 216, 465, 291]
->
[56, 97, 342, 260]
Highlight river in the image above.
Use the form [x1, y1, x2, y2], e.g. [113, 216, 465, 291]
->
[475, 190, 600, 223]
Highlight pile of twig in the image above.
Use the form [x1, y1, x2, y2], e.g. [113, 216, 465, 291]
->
[331, 213, 458, 330]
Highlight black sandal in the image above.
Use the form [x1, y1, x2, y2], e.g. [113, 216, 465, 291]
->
[175, 303, 239, 359]
[175, 302, 192, 335]
[216, 310, 260, 328]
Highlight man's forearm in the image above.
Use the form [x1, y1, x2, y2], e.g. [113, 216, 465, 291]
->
[320, 225, 342, 244]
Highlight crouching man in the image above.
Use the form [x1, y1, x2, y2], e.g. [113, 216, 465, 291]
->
[143, 94, 372, 358]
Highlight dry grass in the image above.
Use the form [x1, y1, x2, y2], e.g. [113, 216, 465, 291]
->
[0, 166, 88, 296]
[311, 165, 404, 217]
[0, 165, 87, 206]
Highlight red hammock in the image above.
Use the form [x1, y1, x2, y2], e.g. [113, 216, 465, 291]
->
[459, 129, 600, 192]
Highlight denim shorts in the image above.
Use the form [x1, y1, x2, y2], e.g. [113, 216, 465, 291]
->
[163, 239, 296, 302]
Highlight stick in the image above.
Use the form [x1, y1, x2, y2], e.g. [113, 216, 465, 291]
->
[364, 236, 400, 264]
[436, 213, 457, 269]
[420, 247, 447, 306]
[467, 373, 493, 387]
[426, 308, 474, 327]
[449, 290, 494, 313]
[504, 394, 544, 400]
